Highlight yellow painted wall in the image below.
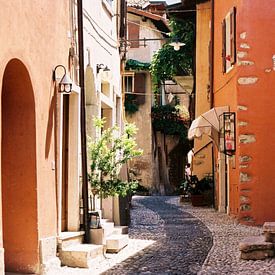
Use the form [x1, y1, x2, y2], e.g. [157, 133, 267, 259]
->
[126, 72, 154, 188]
[192, 1, 213, 180]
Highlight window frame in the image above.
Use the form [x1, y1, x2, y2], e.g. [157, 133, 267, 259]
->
[122, 72, 135, 94]
[222, 7, 236, 73]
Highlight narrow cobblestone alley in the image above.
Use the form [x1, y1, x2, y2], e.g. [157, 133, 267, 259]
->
[103, 196, 213, 274]
[52, 195, 275, 274]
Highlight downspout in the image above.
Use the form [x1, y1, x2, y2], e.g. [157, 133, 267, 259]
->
[77, 0, 90, 243]
[211, 145, 215, 208]
[210, 0, 214, 108]
[210, 0, 216, 208]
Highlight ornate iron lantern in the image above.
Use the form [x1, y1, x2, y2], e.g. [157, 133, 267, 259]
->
[219, 112, 236, 155]
[52, 65, 73, 94]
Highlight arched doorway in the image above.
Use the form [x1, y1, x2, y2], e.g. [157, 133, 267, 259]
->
[1, 59, 39, 273]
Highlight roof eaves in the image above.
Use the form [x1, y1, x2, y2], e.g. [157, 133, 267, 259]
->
[127, 6, 170, 32]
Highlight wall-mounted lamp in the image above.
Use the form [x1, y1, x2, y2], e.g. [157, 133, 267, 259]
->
[169, 37, 186, 51]
[53, 65, 73, 94]
[219, 112, 236, 156]
[96, 64, 110, 74]
[120, 36, 185, 51]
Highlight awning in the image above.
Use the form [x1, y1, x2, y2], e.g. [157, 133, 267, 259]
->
[188, 106, 229, 145]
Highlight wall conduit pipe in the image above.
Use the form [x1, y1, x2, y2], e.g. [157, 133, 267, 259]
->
[77, 0, 90, 243]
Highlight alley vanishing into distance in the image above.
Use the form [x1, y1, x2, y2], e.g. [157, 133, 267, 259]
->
[58, 196, 275, 274]
[103, 196, 212, 274]
[2, 0, 275, 273]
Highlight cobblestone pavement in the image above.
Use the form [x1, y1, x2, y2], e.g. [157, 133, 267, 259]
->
[57, 195, 275, 274]
[167, 197, 275, 275]
[103, 196, 213, 274]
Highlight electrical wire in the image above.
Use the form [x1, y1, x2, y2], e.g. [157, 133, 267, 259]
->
[127, 19, 170, 36]
[83, 27, 113, 56]
[166, 9, 197, 13]
[83, 7, 118, 46]
[214, 71, 238, 94]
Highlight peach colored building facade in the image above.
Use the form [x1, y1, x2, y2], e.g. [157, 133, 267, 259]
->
[0, 1, 73, 273]
[194, 0, 275, 225]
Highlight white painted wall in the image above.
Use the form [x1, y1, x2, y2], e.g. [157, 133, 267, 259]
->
[82, 0, 122, 220]
[127, 13, 166, 63]
[83, 0, 122, 116]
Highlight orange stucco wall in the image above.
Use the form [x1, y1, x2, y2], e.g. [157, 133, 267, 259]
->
[213, 0, 275, 224]
[0, 1, 71, 272]
[2, 59, 39, 273]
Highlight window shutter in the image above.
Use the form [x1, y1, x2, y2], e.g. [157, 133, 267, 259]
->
[222, 19, 226, 73]
[128, 21, 140, 48]
[230, 7, 236, 65]
[134, 73, 146, 105]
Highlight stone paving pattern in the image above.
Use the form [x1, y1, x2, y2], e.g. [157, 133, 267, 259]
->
[57, 195, 275, 274]
[103, 196, 213, 274]
[167, 197, 275, 275]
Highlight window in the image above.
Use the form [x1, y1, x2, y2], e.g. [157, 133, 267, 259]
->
[128, 21, 140, 48]
[123, 72, 135, 94]
[122, 72, 146, 105]
[134, 73, 146, 105]
[222, 7, 236, 73]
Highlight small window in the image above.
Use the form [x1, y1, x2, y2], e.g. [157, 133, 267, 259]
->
[123, 75, 134, 94]
[134, 73, 146, 105]
[128, 21, 140, 48]
[122, 72, 135, 94]
[222, 7, 236, 73]
[122, 72, 146, 105]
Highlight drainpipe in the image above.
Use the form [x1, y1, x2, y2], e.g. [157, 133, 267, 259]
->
[77, 0, 90, 243]
[210, 0, 216, 209]
[210, 0, 214, 108]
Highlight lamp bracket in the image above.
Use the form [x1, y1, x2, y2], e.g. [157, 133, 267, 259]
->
[53, 65, 66, 81]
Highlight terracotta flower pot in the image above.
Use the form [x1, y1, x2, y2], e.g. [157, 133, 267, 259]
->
[191, 194, 205, 206]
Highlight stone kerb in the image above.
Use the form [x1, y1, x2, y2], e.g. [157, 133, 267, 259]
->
[263, 222, 275, 243]
[239, 222, 275, 260]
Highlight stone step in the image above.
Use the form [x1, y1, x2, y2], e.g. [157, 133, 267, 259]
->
[263, 222, 275, 243]
[58, 231, 85, 250]
[90, 228, 107, 245]
[112, 226, 128, 235]
[59, 243, 104, 268]
[239, 235, 274, 260]
[101, 218, 112, 224]
[101, 221, 115, 237]
[106, 234, 129, 253]
[90, 221, 117, 245]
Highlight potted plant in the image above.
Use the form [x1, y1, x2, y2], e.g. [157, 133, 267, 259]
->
[87, 117, 143, 201]
[189, 175, 206, 207]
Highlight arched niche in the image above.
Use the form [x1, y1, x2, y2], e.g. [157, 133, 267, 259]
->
[1, 58, 39, 273]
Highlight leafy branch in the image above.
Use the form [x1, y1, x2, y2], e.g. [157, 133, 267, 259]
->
[150, 17, 195, 93]
[88, 118, 143, 198]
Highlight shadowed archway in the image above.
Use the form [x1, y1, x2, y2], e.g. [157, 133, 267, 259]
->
[1, 59, 39, 273]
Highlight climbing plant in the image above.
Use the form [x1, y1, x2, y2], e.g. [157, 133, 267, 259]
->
[124, 59, 151, 115]
[124, 94, 139, 115]
[150, 17, 195, 93]
[88, 118, 143, 198]
[151, 104, 189, 141]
